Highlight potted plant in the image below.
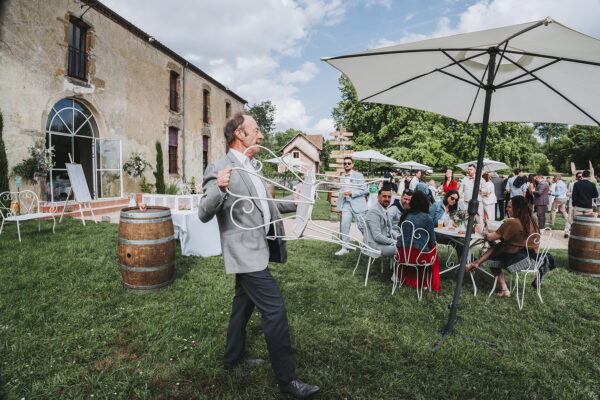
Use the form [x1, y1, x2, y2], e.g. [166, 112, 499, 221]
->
[11, 139, 55, 201]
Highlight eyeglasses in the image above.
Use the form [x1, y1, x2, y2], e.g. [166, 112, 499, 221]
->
[449, 196, 458, 201]
[343, 162, 352, 165]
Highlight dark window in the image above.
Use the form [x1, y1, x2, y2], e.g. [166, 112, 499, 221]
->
[168, 128, 178, 174]
[225, 102, 231, 119]
[203, 136, 209, 171]
[68, 19, 87, 80]
[170, 71, 178, 111]
[292, 151, 300, 159]
[203, 89, 210, 123]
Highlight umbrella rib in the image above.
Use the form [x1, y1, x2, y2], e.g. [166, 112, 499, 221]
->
[360, 49, 487, 102]
[465, 62, 490, 123]
[324, 47, 488, 61]
[501, 50, 600, 67]
[495, 59, 561, 89]
[501, 53, 600, 125]
[441, 50, 485, 87]
[437, 70, 482, 88]
[497, 19, 548, 48]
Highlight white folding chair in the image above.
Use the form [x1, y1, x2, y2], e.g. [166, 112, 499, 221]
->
[488, 228, 553, 310]
[393, 220, 438, 300]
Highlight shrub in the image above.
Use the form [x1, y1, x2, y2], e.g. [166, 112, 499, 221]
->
[154, 141, 165, 194]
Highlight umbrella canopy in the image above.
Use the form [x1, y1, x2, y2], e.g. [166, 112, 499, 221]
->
[323, 17, 600, 126]
[322, 17, 600, 347]
[395, 161, 432, 171]
[351, 149, 400, 165]
[456, 159, 509, 172]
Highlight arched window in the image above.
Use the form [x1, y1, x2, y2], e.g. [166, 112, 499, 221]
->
[45, 99, 122, 201]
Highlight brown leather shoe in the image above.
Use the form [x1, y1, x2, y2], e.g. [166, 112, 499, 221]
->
[279, 379, 320, 398]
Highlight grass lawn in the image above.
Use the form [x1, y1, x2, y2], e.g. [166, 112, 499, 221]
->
[1, 217, 599, 399]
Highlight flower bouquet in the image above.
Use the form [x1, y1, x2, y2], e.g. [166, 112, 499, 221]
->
[123, 152, 152, 178]
[452, 209, 469, 233]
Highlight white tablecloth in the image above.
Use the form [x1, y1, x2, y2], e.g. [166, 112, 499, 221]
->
[171, 210, 221, 257]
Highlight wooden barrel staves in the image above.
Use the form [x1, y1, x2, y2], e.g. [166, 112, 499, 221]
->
[568, 215, 600, 278]
[118, 206, 176, 291]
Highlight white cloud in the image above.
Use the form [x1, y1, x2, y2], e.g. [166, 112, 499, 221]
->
[312, 118, 335, 135]
[101, 0, 347, 133]
[393, 0, 600, 44]
[280, 62, 320, 84]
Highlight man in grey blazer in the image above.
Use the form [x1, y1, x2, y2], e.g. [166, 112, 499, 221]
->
[364, 186, 399, 259]
[198, 113, 319, 398]
[533, 172, 550, 229]
[335, 156, 368, 255]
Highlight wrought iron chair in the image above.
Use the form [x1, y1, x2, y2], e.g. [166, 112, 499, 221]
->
[393, 220, 438, 300]
[352, 214, 390, 287]
[0, 190, 56, 242]
[487, 228, 553, 310]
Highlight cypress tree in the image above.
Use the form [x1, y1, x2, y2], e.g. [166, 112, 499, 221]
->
[0, 111, 9, 195]
[154, 141, 165, 194]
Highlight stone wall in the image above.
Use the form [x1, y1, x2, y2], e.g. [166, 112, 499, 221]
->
[0, 0, 245, 197]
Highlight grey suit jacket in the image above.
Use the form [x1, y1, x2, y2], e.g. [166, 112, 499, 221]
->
[336, 170, 367, 213]
[198, 152, 296, 274]
[364, 203, 397, 257]
[533, 180, 549, 206]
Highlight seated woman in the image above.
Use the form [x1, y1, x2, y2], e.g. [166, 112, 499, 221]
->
[465, 195, 540, 297]
[430, 189, 459, 227]
[396, 190, 441, 291]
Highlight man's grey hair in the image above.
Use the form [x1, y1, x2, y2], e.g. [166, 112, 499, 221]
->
[224, 112, 245, 145]
[554, 174, 562, 180]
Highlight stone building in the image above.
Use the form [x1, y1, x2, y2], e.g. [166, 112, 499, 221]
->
[0, 0, 246, 202]
[279, 134, 323, 173]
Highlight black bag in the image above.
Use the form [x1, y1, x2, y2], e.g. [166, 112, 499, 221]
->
[513, 175, 526, 188]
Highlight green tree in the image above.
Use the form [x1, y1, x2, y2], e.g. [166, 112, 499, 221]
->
[0, 111, 9, 196]
[247, 100, 276, 136]
[154, 141, 165, 194]
[331, 74, 538, 172]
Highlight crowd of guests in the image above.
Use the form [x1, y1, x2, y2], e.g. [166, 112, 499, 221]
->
[335, 157, 600, 296]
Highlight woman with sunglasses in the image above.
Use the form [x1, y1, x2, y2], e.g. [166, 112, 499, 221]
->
[430, 190, 460, 227]
[465, 195, 540, 297]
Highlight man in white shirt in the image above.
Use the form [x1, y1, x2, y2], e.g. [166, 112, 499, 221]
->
[409, 170, 422, 191]
[335, 156, 368, 255]
[550, 174, 568, 230]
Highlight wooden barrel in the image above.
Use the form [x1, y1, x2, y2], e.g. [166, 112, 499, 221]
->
[568, 215, 600, 278]
[118, 206, 176, 292]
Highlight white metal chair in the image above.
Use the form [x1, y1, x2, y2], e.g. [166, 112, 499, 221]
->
[352, 214, 391, 287]
[393, 220, 438, 300]
[0, 190, 56, 242]
[487, 228, 553, 310]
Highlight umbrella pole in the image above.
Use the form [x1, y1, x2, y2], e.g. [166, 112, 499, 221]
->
[432, 48, 499, 351]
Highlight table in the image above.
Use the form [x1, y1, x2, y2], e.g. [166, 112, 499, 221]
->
[435, 227, 494, 295]
[171, 210, 221, 257]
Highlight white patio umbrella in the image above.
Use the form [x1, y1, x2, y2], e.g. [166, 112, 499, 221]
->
[456, 159, 509, 172]
[323, 17, 600, 347]
[351, 149, 400, 177]
[395, 160, 432, 172]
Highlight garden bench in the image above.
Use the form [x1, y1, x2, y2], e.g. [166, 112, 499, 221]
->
[0, 190, 56, 242]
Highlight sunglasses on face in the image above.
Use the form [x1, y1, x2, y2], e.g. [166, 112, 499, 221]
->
[449, 196, 458, 201]
[344, 162, 352, 165]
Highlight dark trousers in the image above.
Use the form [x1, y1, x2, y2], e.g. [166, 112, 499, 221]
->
[535, 205, 547, 229]
[224, 267, 297, 384]
[496, 200, 505, 220]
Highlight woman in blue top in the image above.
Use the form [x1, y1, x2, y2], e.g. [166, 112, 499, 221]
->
[430, 189, 459, 227]
[397, 190, 441, 290]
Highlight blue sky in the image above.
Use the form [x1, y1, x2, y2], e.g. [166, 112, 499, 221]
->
[102, 0, 600, 136]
